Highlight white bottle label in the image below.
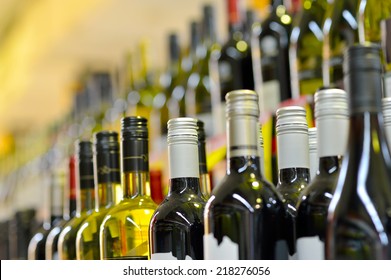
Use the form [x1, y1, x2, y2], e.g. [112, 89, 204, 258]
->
[297, 236, 325, 260]
[203, 233, 239, 260]
[151, 252, 193, 260]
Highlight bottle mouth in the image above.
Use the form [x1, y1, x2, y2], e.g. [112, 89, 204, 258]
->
[167, 117, 198, 146]
[276, 106, 308, 135]
[225, 89, 259, 118]
[121, 116, 148, 140]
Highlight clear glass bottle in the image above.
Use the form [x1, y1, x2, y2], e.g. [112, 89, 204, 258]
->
[296, 88, 349, 260]
[100, 116, 157, 259]
[149, 118, 206, 260]
[326, 43, 391, 259]
[322, 0, 359, 88]
[45, 155, 77, 260]
[58, 141, 95, 260]
[76, 131, 122, 259]
[289, 0, 327, 98]
[204, 89, 288, 260]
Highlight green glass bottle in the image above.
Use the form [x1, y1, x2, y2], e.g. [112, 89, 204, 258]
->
[100, 117, 157, 259]
[76, 131, 122, 259]
[58, 140, 95, 260]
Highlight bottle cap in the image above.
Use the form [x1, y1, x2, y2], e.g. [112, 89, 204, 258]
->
[276, 106, 308, 135]
[75, 140, 93, 159]
[225, 89, 259, 118]
[314, 88, 349, 119]
[167, 117, 198, 146]
[308, 127, 317, 152]
[121, 116, 148, 140]
[382, 97, 391, 125]
[343, 43, 383, 112]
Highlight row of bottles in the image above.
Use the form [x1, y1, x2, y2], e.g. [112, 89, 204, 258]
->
[24, 43, 391, 260]
[2, 0, 391, 260]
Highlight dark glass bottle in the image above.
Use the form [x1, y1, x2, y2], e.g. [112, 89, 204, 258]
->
[149, 118, 206, 260]
[209, 0, 254, 135]
[204, 90, 288, 260]
[197, 120, 212, 199]
[296, 88, 349, 259]
[252, 0, 293, 113]
[326, 44, 391, 260]
[58, 141, 95, 260]
[322, 0, 359, 88]
[275, 105, 311, 258]
[45, 155, 77, 260]
[76, 131, 122, 259]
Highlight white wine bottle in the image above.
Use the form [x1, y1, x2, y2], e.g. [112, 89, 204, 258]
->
[99, 117, 157, 259]
[76, 131, 122, 259]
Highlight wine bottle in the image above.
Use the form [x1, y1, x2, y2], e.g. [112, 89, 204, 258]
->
[308, 127, 318, 180]
[197, 120, 212, 199]
[252, 0, 292, 113]
[149, 118, 206, 260]
[382, 97, 391, 146]
[209, 0, 254, 135]
[204, 89, 288, 260]
[326, 43, 391, 260]
[275, 105, 311, 258]
[358, 0, 391, 44]
[322, 0, 359, 88]
[296, 87, 349, 260]
[76, 131, 122, 259]
[289, 0, 327, 98]
[58, 140, 95, 260]
[100, 117, 157, 260]
[185, 5, 217, 136]
[45, 155, 77, 260]
[28, 151, 65, 260]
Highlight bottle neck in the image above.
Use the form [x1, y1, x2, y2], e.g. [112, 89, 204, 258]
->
[317, 156, 342, 176]
[95, 182, 122, 209]
[168, 139, 199, 179]
[77, 187, 95, 215]
[122, 171, 151, 198]
[168, 177, 201, 195]
[317, 116, 349, 158]
[65, 155, 77, 219]
[227, 115, 260, 160]
[277, 129, 310, 169]
[346, 112, 388, 158]
[227, 0, 243, 35]
[278, 167, 310, 185]
[227, 155, 262, 176]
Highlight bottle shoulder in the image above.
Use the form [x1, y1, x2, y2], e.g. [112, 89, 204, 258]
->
[152, 192, 206, 223]
[208, 172, 284, 209]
